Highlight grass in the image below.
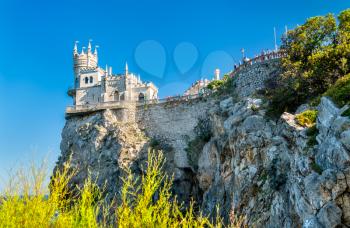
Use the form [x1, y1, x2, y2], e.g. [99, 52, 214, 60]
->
[295, 110, 318, 127]
[0, 151, 245, 227]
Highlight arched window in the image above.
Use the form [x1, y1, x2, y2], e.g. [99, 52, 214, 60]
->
[85, 77, 89, 84]
[114, 91, 119, 101]
[138, 93, 145, 101]
[90, 76, 93, 83]
[120, 93, 125, 101]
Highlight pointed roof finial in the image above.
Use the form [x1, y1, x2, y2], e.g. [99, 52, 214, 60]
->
[94, 45, 99, 55]
[125, 62, 129, 75]
[88, 39, 92, 52]
[81, 46, 86, 55]
[73, 41, 79, 54]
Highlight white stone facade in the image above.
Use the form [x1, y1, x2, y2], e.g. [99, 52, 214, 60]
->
[184, 69, 220, 96]
[69, 41, 158, 106]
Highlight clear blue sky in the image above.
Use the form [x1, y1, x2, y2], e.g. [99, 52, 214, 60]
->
[0, 0, 348, 186]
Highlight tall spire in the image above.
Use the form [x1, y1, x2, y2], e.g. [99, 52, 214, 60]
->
[94, 45, 99, 55]
[81, 46, 86, 55]
[125, 62, 129, 76]
[88, 39, 92, 53]
[73, 41, 78, 55]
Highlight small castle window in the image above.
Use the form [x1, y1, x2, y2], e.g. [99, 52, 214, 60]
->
[138, 93, 145, 101]
[85, 77, 88, 84]
[90, 76, 93, 83]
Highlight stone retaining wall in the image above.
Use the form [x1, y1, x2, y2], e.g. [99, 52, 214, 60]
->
[232, 59, 281, 97]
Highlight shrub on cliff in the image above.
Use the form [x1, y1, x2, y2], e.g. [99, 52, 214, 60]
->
[324, 73, 350, 107]
[207, 74, 234, 95]
[0, 152, 245, 227]
[295, 110, 318, 127]
[267, 9, 350, 117]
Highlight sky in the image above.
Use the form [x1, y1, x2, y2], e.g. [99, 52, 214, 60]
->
[0, 0, 349, 188]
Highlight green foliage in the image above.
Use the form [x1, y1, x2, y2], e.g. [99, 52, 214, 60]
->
[342, 108, 350, 118]
[324, 74, 350, 107]
[206, 74, 234, 95]
[0, 160, 106, 227]
[207, 80, 225, 90]
[306, 125, 319, 147]
[0, 152, 246, 227]
[267, 9, 350, 116]
[295, 110, 318, 127]
[310, 161, 323, 175]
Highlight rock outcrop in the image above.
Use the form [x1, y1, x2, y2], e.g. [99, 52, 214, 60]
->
[56, 96, 350, 227]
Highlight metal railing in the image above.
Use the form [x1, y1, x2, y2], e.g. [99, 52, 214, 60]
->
[230, 50, 286, 77]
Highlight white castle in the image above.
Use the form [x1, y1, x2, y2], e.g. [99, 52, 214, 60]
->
[68, 41, 158, 106]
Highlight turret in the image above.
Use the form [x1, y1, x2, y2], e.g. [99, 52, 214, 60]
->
[73, 40, 99, 88]
[87, 39, 92, 53]
[125, 62, 129, 76]
[214, 68, 220, 80]
[73, 41, 78, 56]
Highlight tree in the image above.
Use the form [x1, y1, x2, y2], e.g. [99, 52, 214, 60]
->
[267, 9, 350, 116]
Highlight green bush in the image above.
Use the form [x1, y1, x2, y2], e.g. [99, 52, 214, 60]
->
[324, 74, 350, 107]
[342, 108, 350, 118]
[207, 80, 224, 90]
[295, 110, 318, 127]
[206, 74, 235, 96]
[0, 152, 246, 227]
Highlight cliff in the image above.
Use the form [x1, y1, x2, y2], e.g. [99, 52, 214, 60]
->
[56, 95, 350, 227]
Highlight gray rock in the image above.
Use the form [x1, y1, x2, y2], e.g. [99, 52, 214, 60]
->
[317, 97, 339, 138]
[317, 202, 342, 228]
[341, 130, 350, 151]
[242, 115, 265, 133]
[220, 97, 233, 111]
[303, 217, 324, 228]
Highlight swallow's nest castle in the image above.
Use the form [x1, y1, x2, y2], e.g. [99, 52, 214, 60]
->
[68, 41, 158, 107]
[67, 41, 285, 117]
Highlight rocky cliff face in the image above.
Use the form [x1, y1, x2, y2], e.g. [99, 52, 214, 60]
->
[57, 96, 350, 227]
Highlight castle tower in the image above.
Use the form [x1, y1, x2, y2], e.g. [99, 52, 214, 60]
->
[125, 62, 129, 76]
[73, 40, 99, 88]
[214, 68, 220, 80]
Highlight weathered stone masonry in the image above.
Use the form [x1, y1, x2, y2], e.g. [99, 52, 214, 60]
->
[136, 98, 217, 169]
[231, 59, 281, 98]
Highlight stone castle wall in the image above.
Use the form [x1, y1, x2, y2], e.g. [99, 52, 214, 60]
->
[231, 59, 281, 97]
[135, 97, 217, 169]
